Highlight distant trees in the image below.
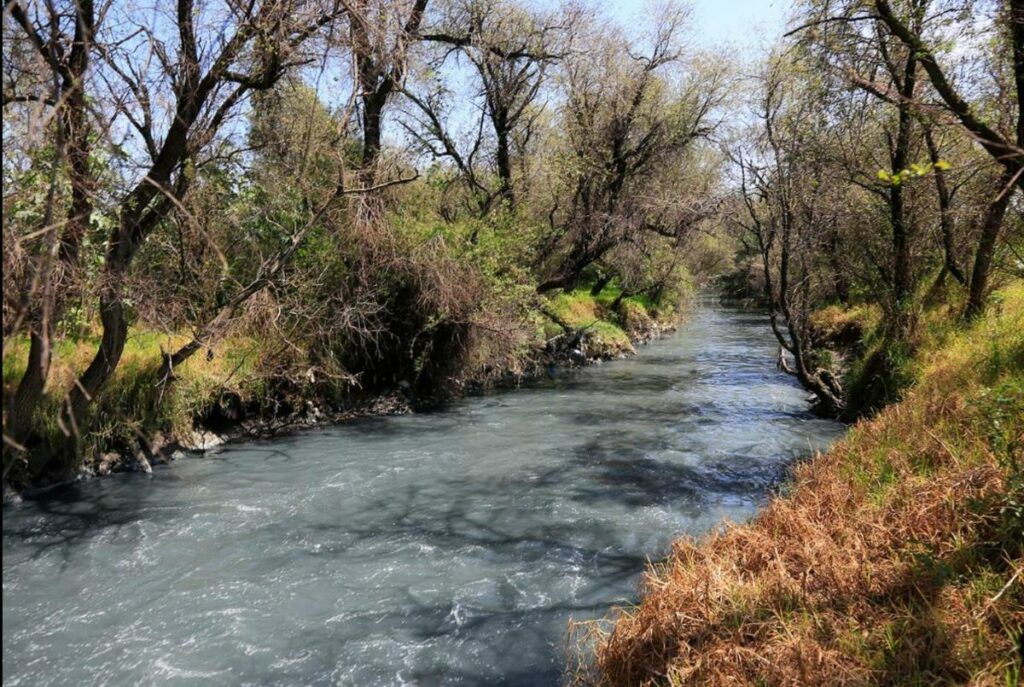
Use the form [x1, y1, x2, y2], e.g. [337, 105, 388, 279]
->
[418, 0, 574, 207]
[399, 0, 722, 289]
[347, 0, 429, 172]
[537, 7, 725, 292]
[402, 0, 577, 216]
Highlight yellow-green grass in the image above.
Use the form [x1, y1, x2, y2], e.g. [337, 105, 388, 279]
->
[3, 329, 266, 477]
[810, 302, 883, 345]
[544, 289, 635, 356]
[584, 281, 1024, 686]
[542, 278, 691, 356]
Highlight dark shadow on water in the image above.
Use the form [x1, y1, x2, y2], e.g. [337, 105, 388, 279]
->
[407, 666, 563, 687]
[567, 440, 790, 508]
[3, 474, 166, 570]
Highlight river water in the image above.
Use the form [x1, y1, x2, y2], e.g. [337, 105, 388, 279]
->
[2, 299, 843, 686]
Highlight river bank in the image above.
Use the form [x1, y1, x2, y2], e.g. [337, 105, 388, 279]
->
[3, 285, 690, 499]
[587, 281, 1024, 685]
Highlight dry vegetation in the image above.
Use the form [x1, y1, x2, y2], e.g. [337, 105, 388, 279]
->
[580, 281, 1024, 686]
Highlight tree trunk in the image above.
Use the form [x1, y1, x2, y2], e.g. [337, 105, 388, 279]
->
[361, 92, 385, 171]
[885, 47, 917, 336]
[964, 171, 1015, 320]
[495, 124, 514, 205]
[889, 55, 915, 312]
[826, 225, 850, 303]
[60, 267, 129, 452]
[924, 129, 966, 285]
[590, 272, 613, 297]
[889, 184, 910, 303]
[6, 331, 51, 450]
[537, 275, 570, 293]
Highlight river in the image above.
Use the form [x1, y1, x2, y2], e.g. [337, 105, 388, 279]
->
[2, 299, 843, 686]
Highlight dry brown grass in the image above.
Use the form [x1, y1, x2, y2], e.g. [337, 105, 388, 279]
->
[581, 284, 1024, 686]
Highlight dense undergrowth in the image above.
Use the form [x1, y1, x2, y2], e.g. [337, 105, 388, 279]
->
[582, 280, 1024, 686]
[1, 265, 689, 489]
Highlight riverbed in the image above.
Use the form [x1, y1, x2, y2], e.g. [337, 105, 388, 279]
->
[2, 299, 843, 686]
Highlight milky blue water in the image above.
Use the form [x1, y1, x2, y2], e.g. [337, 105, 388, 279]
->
[2, 299, 843, 686]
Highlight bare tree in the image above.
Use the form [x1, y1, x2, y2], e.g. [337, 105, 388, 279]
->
[345, 0, 428, 172]
[732, 58, 845, 415]
[537, 8, 723, 292]
[407, 0, 574, 210]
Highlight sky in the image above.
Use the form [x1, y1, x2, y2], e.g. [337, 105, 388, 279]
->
[600, 0, 791, 56]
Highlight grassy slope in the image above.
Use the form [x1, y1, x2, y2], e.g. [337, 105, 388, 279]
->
[544, 284, 684, 359]
[2, 331, 268, 474]
[587, 281, 1024, 686]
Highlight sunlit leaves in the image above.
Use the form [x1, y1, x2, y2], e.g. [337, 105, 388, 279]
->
[876, 159, 953, 186]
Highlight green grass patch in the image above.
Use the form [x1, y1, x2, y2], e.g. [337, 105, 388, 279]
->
[3, 328, 271, 481]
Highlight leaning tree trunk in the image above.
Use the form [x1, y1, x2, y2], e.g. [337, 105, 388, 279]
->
[924, 128, 966, 285]
[60, 241, 132, 453]
[5, 0, 95, 461]
[964, 170, 1016, 320]
[590, 272, 614, 297]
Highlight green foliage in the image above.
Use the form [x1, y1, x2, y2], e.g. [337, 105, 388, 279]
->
[542, 279, 685, 357]
[876, 159, 952, 187]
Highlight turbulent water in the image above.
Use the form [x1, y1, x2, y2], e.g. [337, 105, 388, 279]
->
[2, 299, 843, 686]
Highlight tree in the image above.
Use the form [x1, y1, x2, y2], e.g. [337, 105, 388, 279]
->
[346, 0, 428, 173]
[407, 0, 575, 211]
[731, 56, 845, 415]
[803, 0, 1023, 318]
[3, 0, 95, 455]
[3, 0, 348, 475]
[537, 6, 724, 292]
[873, 0, 1022, 319]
